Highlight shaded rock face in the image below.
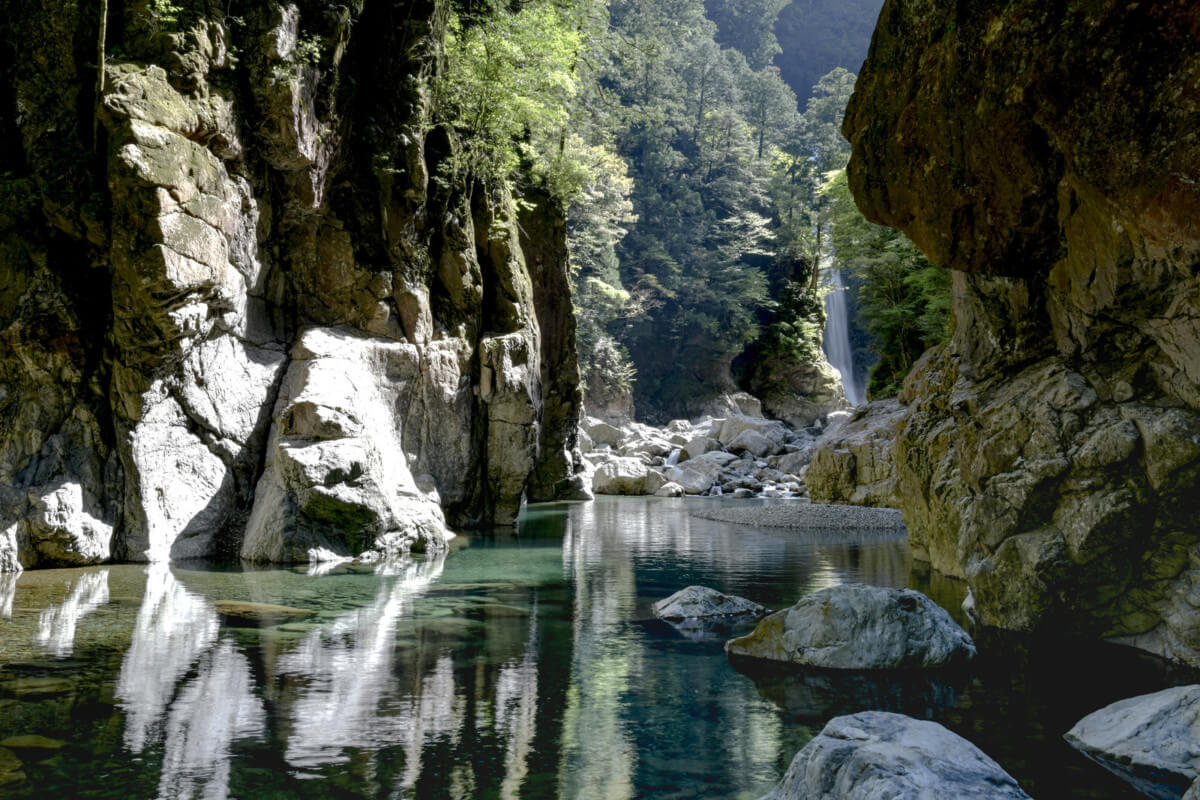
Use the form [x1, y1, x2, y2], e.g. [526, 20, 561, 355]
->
[0, 0, 579, 570]
[743, 350, 846, 429]
[807, 398, 905, 508]
[1065, 684, 1200, 800]
[844, 0, 1200, 663]
[726, 584, 975, 669]
[759, 711, 1031, 800]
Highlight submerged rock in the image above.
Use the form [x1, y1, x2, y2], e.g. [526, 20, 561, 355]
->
[757, 711, 1031, 800]
[726, 584, 974, 669]
[213, 601, 315, 627]
[0, 677, 75, 699]
[0, 747, 24, 787]
[1064, 684, 1200, 800]
[0, 735, 66, 752]
[653, 586, 767, 621]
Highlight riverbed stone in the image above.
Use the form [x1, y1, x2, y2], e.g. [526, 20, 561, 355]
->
[683, 436, 723, 461]
[726, 584, 975, 669]
[728, 429, 776, 458]
[653, 586, 767, 621]
[213, 600, 315, 627]
[0, 747, 24, 787]
[758, 711, 1031, 800]
[1065, 684, 1200, 800]
[1186, 778, 1200, 800]
[584, 420, 625, 449]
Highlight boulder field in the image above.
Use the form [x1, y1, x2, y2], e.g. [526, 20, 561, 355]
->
[580, 397, 847, 500]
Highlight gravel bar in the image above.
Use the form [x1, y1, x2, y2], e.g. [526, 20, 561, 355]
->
[691, 500, 905, 531]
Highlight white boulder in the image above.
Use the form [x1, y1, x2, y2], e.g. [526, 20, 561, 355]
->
[1065, 684, 1200, 800]
[758, 711, 1031, 800]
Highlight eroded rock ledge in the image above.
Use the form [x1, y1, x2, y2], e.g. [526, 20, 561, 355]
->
[0, 0, 580, 571]
[843, 0, 1200, 664]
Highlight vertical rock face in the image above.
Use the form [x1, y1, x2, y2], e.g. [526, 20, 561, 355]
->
[0, 0, 580, 571]
[843, 0, 1200, 664]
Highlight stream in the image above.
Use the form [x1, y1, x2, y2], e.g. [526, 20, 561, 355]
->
[0, 497, 1192, 799]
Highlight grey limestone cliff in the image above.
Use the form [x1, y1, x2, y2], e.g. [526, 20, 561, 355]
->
[0, 0, 580, 571]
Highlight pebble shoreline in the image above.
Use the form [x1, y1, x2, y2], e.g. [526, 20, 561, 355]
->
[691, 500, 905, 531]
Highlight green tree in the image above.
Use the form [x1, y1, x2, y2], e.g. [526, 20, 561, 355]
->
[703, 0, 793, 69]
[823, 169, 951, 397]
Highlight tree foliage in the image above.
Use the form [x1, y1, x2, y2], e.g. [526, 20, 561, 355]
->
[436, 0, 946, 416]
[824, 169, 951, 397]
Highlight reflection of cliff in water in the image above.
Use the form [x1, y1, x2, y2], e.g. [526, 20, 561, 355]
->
[35, 569, 109, 657]
[276, 552, 448, 769]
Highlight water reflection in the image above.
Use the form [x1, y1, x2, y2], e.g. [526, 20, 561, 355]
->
[559, 505, 639, 800]
[4, 498, 1167, 800]
[730, 658, 965, 722]
[277, 552, 447, 769]
[117, 563, 220, 752]
[158, 638, 265, 800]
[492, 607, 540, 800]
[1, 570, 18, 619]
[35, 569, 109, 657]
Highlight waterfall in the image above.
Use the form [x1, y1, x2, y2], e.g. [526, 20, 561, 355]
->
[822, 269, 865, 406]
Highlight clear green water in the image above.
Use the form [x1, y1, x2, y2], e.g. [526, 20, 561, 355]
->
[0, 497, 1193, 799]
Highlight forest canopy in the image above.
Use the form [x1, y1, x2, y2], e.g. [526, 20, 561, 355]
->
[437, 0, 943, 418]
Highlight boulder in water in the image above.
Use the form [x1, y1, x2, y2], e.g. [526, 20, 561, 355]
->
[653, 586, 768, 621]
[1065, 684, 1200, 800]
[726, 584, 975, 669]
[757, 711, 1031, 800]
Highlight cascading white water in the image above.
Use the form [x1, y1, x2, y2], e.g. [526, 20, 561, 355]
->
[822, 268, 865, 406]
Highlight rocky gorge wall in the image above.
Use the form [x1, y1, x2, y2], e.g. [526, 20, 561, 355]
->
[0, 0, 581, 572]
[843, 0, 1200, 664]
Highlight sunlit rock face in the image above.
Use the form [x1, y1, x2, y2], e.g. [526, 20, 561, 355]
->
[0, 0, 580, 572]
[843, 0, 1200, 663]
